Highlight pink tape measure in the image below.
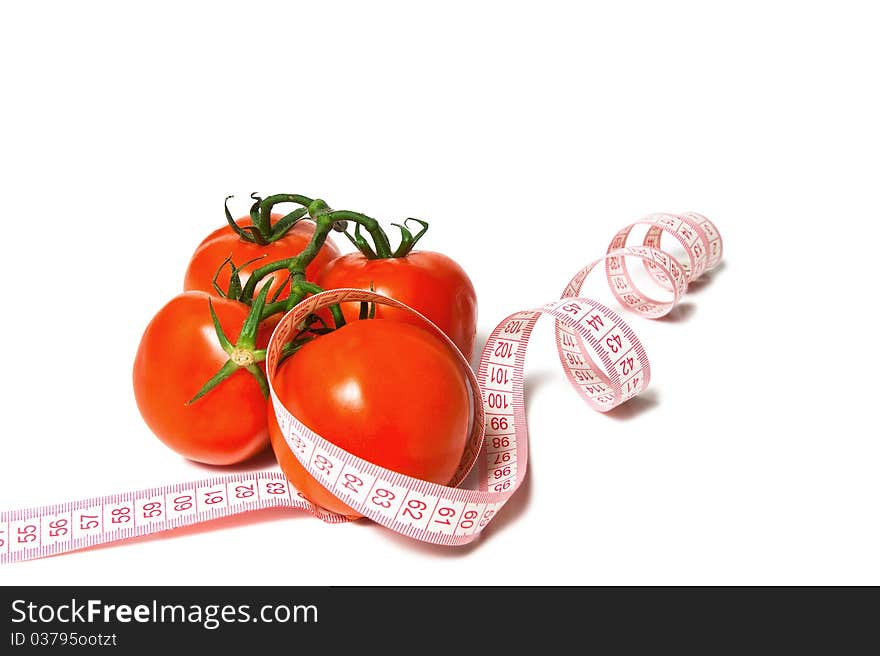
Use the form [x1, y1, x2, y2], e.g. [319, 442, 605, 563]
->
[0, 212, 723, 562]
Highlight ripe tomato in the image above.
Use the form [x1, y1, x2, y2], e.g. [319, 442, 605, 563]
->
[315, 251, 477, 359]
[133, 292, 274, 465]
[268, 319, 470, 518]
[184, 215, 341, 299]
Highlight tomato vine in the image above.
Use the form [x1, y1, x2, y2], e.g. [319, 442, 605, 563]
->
[190, 193, 430, 403]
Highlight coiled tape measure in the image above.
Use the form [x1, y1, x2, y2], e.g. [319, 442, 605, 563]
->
[0, 212, 722, 562]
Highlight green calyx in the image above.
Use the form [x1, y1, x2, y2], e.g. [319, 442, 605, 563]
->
[389, 218, 429, 257]
[223, 193, 315, 246]
[211, 254, 267, 300]
[186, 283, 273, 405]
[317, 206, 428, 260]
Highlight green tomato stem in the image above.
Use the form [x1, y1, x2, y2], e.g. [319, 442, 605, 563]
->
[225, 193, 316, 246]
[327, 210, 394, 258]
[248, 193, 269, 239]
[259, 194, 314, 242]
[187, 283, 274, 404]
[243, 202, 402, 303]
[224, 196, 257, 244]
[187, 359, 240, 405]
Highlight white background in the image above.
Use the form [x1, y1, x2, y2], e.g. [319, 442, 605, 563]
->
[1, 1, 878, 585]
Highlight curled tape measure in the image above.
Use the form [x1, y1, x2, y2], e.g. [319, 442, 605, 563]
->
[0, 213, 722, 562]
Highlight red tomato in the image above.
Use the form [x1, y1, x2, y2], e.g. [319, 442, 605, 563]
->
[184, 215, 341, 299]
[133, 292, 274, 465]
[268, 319, 470, 518]
[315, 251, 477, 359]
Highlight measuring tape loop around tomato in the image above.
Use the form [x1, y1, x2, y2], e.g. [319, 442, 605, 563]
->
[0, 212, 722, 562]
[267, 287, 651, 544]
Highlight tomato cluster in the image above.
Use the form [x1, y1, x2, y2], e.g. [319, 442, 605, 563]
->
[133, 194, 477, 515]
